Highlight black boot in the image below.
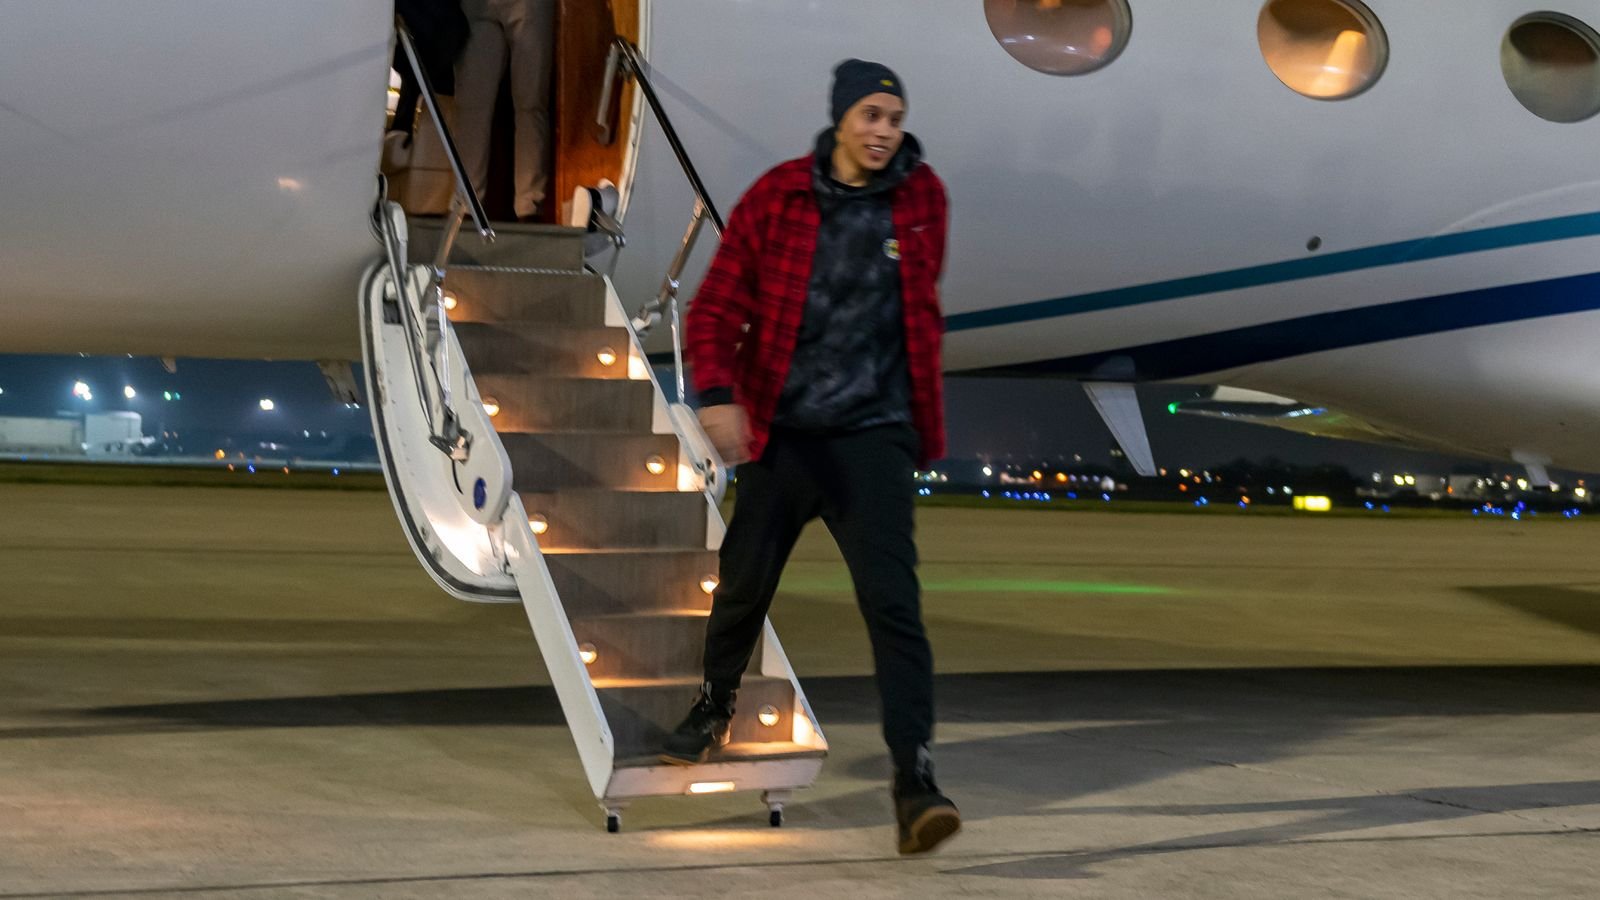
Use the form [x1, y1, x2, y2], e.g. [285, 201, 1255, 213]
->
[659, 683, 735, 765]
[893, 752, 960, 854]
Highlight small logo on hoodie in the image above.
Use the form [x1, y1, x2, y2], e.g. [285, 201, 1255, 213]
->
[883, 238, 901, 261]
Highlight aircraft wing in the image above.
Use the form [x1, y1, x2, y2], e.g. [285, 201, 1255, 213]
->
[1168, 388, 1419, 447]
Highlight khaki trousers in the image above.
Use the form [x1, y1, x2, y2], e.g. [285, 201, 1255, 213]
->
[456, 0, 554, 218]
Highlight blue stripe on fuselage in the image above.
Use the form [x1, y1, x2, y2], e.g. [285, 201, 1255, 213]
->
[945, 210, 1600, 333]
[968, 268, 1600, 380]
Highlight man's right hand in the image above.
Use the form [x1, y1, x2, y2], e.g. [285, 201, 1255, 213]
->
[698, 404, 752, 465]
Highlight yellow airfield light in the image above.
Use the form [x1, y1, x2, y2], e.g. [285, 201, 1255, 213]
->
[1294, 495, 1332, 512]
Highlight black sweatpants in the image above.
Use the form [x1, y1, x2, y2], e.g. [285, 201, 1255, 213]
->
[702, 424, 934, 769]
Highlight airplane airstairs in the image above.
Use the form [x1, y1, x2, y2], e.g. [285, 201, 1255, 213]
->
[359, 204, 827, 832]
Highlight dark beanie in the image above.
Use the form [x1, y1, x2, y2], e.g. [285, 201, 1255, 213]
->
[831, 59, 905, 125]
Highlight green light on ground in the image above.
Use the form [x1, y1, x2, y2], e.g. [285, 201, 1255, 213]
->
[782, 577, 1174, 596]
[1167, 402, 1180, 414]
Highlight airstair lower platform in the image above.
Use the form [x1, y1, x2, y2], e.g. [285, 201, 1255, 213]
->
[361, 215, 826, 832]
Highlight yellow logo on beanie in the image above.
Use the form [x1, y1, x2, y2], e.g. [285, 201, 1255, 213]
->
[882, 79, 895, 87]
[883, 238, 901, 261]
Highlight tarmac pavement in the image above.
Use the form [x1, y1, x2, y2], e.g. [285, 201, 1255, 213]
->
[2, 483, 1599, 898]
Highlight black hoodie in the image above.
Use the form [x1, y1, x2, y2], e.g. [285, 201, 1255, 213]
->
[771, 130, 922, 433]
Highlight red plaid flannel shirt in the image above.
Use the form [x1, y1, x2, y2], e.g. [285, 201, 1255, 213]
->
[685, 155, 948, 467]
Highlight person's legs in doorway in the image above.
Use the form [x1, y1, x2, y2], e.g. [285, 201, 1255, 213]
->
[453, 0, 507, 204]
[500, 0, 555, 220]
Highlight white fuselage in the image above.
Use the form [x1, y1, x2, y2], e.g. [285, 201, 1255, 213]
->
[617, 0, 1600, 471]
[2, 1, 1598, 470]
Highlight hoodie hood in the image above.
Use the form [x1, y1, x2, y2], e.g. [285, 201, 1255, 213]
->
[812, 128, 923, 203]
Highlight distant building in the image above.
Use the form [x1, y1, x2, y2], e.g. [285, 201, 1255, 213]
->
[0, 413, 149, 456]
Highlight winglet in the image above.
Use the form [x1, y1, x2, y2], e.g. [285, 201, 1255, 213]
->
[1083, 382, 1156, 477]
[1513, 450, 1552, 488]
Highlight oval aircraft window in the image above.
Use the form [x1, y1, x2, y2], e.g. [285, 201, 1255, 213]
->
[984, 0, 1133, 77]
[1502, 13, 1600, 123]
[1257, 0, 1388, 100]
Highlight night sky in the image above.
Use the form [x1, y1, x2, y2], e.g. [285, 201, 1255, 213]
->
[1, 353, 1557, 480]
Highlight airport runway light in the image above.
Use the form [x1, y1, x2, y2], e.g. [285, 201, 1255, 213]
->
[123, 385, 137, 400]
[259, 398, 276, 412]
[1577, 487, 1589, 499]
[982, 466, 993, 477]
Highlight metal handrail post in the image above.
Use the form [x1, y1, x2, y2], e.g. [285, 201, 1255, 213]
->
[670, 292, 686, 405]
[595, 43, 622, 146]
[430, 198, 467, 277]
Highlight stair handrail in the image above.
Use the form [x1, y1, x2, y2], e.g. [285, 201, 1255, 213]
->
[603, 38, 722, 405]
[395, 17, 495, 254]
[378, 17, 499, 461]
